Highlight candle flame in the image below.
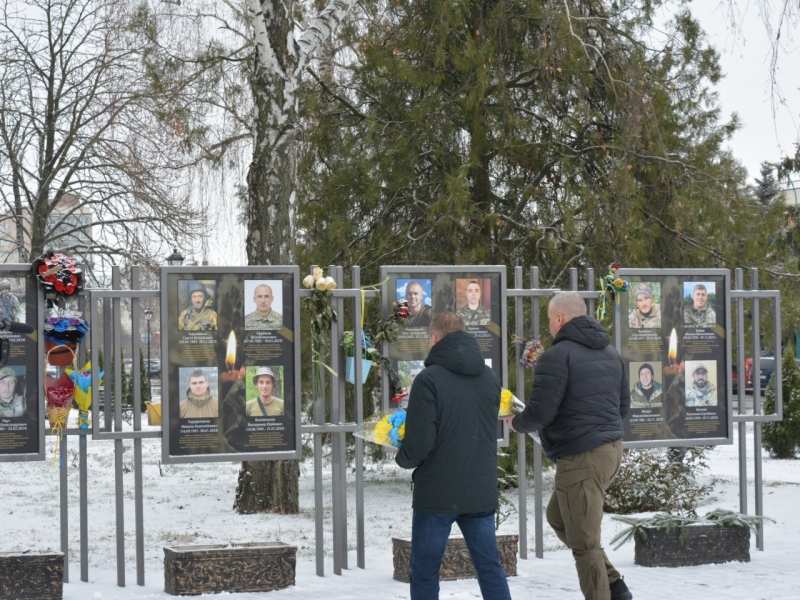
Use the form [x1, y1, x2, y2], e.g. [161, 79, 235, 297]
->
[668, 328, 677, 363]
[226, 331, 236, 370]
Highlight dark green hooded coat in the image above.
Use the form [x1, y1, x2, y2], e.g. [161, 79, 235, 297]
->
[396, 330, 500, 514]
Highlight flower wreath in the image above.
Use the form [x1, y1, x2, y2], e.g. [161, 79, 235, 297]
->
[31, 252, 84, 298]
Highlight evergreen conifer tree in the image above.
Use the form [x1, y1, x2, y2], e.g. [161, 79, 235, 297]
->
[755, 161, 780, 206]
[763, 346, 800, 458]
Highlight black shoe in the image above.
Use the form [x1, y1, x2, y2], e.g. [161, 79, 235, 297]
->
[610, 577, 633, 600]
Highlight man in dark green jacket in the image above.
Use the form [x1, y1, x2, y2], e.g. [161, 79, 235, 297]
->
[396, 312, 511, 600]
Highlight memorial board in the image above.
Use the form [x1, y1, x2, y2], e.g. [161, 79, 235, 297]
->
[615, 269, 732, 448]
[161, 267, 300, 463]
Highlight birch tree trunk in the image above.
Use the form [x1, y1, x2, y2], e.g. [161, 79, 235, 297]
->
[235, 0, 357, 514]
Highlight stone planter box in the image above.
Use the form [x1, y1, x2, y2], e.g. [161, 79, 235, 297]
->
[634, 525, 750, 567]
[0, 551, 64, 600]
[164, 542, 296, 596]
[392, 535, 518, 583]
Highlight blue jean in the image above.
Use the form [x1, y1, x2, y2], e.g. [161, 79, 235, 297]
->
[410, 510, 512, 600]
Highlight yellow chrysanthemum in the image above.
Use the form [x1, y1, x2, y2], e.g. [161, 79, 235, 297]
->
[499, 388, 514, 416]
[398, 423, 405, 439]
[374, 417, 393, 446]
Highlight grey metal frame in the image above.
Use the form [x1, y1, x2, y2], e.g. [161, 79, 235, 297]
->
[378, 265, 509, 442]
[614, 268, 735, 449]
[159, 266, 302, 464]
[0, 264, 45, 463]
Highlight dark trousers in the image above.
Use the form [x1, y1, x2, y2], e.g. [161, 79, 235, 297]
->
[410, 510, 512, 600]
[547, 440, 623, 600]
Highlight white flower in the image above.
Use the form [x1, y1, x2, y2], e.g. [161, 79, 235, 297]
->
[302, 274, 315, 289]
[315, 278, 327, 290]
[324, 276, 337, 290]
[312, 267, 324, 280]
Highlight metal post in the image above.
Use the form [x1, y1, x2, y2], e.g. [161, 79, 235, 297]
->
[78, 292, 89, 582]
[514, 267, 527, 560]
[112, 266, 126, 587]
[329, 266, 343, 575]
[586, 269, 595, 318]
[311, 270, 325, 577]
[336, 266, 348, 570]
[104, 294, 112, 431]
[60, 423, 69, 583]
[531, 267, 543, 559]
[353, 266, 366, 570]
[735, 269, 747, 515]
[751, 269, 764, 550]
[131, 267, 146, 584]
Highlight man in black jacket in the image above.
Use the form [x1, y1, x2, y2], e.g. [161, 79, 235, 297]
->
[397, 312, 511, 600]
[502, 292, 632, 600]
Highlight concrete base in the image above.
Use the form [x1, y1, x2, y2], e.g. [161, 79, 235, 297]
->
[634, 525, 750, 567]
[0, 551, 64, 600]
[391, 535, 518, 583]
[164, 542, 296, 596]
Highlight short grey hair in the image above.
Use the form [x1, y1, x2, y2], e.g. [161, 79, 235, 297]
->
[549, 292, 587, 320]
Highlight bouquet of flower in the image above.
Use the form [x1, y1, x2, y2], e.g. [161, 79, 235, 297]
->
[597, 262, 629, 321]
[341, 330, 378, 360]
[519, 338, 545, 367]
[499, 388, 526, 417]
[354, 410, 406, 449]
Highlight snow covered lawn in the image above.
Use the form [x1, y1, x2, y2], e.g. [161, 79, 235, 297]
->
[2, 421, 799, 599]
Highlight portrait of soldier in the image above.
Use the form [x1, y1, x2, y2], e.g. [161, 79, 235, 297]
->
[684, 283, 716, 328]
[0, 367, 25, 417]
[246, 367, 285, 417]
[179, 370, 219, 418]
[178, 280, 218, 331]
[244, 283, 283, 330]
[630, 363, 662, 409]
[685, 362, 717, 407]
[0, 279, 22, 323]
[402, 281, 432, 328]
[456, 280, 492, 326]
[628, 283, 661, 329]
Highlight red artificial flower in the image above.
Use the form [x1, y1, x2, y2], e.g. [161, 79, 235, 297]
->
[54, 281, 65, 292]
[396, 307, 410, 319]
[611, 262, 619, 270]
[38, 265, 48, 273]
[45, 274, 57, 284]
[70, 275, 77, 285]
[65, 284, 75, 295]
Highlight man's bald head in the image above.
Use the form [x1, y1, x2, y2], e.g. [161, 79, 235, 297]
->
[548, 292, 587, 336]
[253, 284, 274, 315]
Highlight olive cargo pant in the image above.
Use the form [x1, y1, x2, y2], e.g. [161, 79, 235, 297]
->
[546, 440, 624, 600]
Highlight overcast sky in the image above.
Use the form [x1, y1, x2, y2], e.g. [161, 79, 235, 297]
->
[686, 1, 800, 185]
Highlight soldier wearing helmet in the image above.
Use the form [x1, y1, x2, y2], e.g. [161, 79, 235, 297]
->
[0, 279, 21, 323]
[178, 281, 217, 331]
[246, 367, 284, 416]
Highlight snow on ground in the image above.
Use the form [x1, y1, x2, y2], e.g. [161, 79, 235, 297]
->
[2, 417, 799, 599]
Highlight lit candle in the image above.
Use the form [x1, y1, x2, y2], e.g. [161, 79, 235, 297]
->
[664, 327, 684, 375]
[221, 331, 244, 381]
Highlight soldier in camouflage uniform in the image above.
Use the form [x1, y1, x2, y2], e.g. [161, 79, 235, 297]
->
[178, 280, 218, 331]
[685, 362, 717, 406]
[628, 282, 661, 329]
[246, 367, 284, 416]
[0, 367, 25, 417]
[244, 284, 283, 330]
[456, 280, 492, 326]
[0, 280, 21, 322]
[630, 363, 662, 408]
[684, 283, 716, 328]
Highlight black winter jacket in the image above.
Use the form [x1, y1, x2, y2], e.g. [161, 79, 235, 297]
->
[512, 316, 630, 460]
[396, 330, 500, 514]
